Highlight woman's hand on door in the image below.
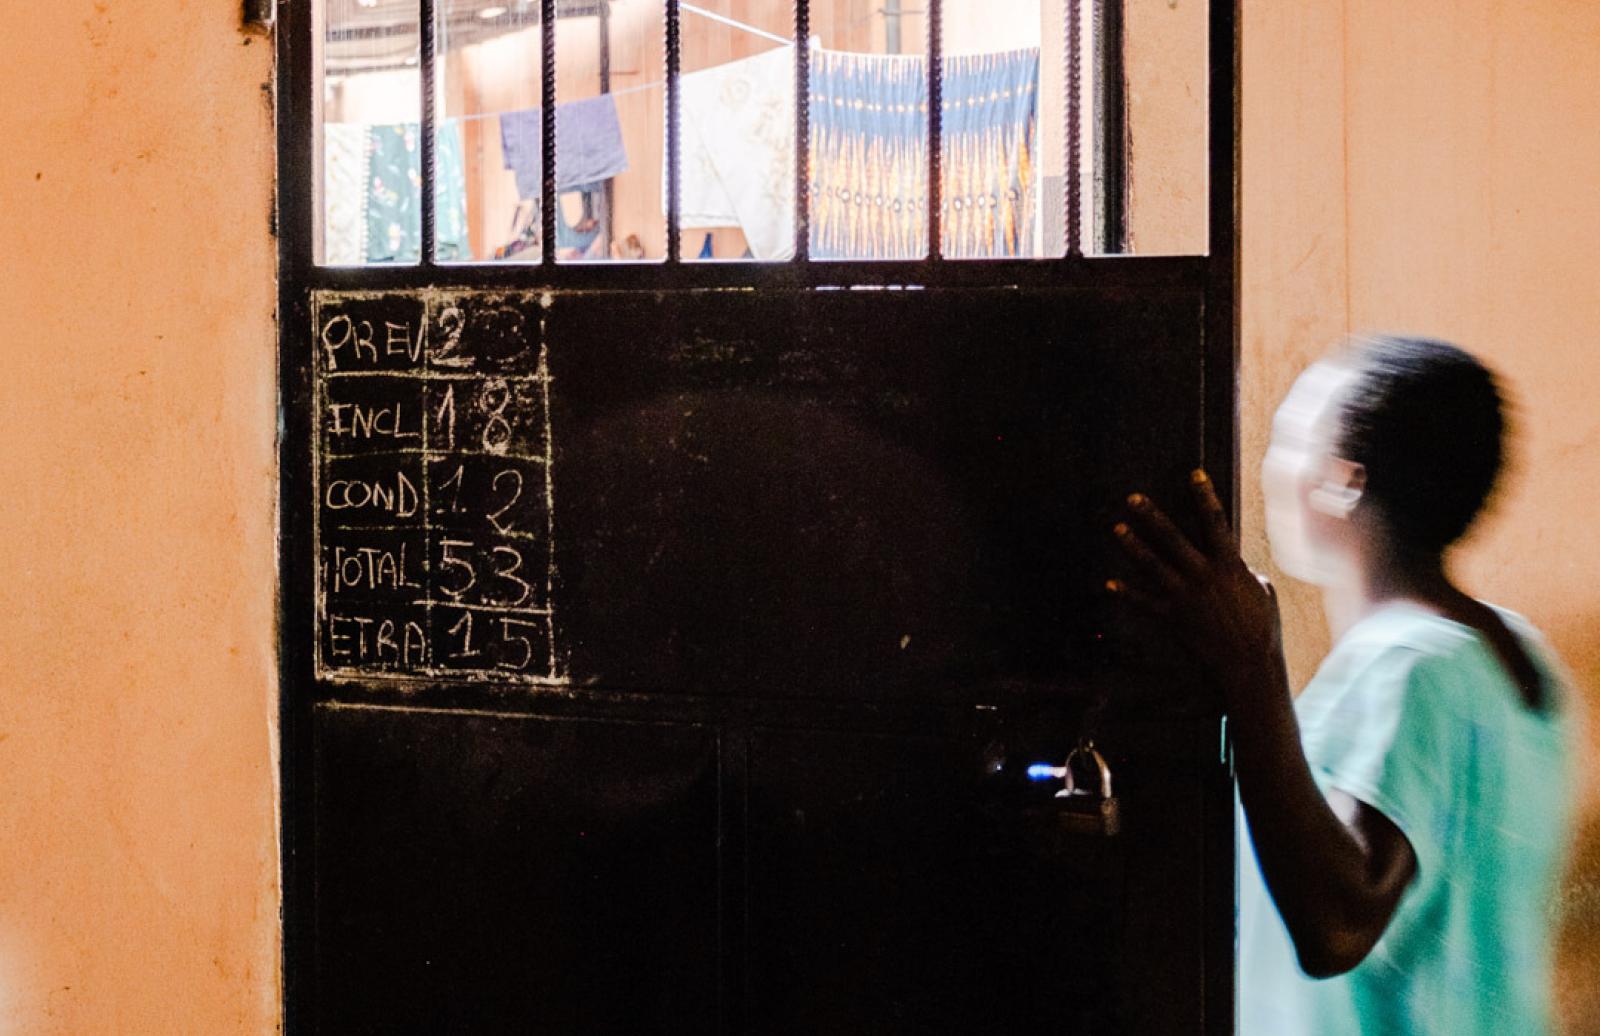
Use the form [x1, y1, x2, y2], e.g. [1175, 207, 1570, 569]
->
[1106, 469, 1285, 699]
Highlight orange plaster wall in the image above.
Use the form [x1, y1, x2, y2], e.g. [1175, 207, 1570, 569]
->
[0, 0, 1594, 1032]
[1241, 1, 1600, 1028]
[1123, 0, 1211, 256]
[0, 1, 280, 1033]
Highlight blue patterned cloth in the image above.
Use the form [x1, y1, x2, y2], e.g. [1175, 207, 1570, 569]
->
[809, 47, 1039, 259]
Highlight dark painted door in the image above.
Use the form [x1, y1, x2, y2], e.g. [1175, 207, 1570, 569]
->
[287, 281, 1234, 1034]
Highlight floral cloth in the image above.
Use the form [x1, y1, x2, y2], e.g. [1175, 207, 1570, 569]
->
[674, 44, 798, 260]
[363, 120, 469, 263]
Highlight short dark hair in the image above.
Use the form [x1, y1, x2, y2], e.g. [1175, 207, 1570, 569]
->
[1333, 335, 1507, 554]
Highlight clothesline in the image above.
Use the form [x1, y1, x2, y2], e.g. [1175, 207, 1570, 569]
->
[325, 44, 1042, 263]
[431, 78, 662, 129]
[388, 2, 795, 128]
[680, 2, 792, 46]
[438, 48, 770, 123]
[331, 5, 795, 128]
[330, 3, 988, 129]
[338, 34, 1025, 130]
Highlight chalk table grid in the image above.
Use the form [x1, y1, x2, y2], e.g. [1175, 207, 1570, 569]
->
[312, 290, 563, 685]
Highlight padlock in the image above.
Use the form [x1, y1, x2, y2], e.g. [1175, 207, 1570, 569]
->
[1053, 741, 1121, 837]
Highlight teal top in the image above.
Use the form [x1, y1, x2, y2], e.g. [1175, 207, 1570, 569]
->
[1238, 603, 1578, 1036]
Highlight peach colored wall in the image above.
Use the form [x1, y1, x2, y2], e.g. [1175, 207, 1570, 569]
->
[1122, 0, 1210, 255]
[1, 0, 1594, 1032]
[1241, 1, 1600, 1029]
[0, 0, 280, 1033]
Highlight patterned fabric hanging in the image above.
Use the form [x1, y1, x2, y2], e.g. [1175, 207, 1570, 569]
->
[809, 47, 1039, 260]
[321, 120, 472, 265]
[364, 120, 470, 263]
[323, 122, 370, 266]
[674, 44, 798, 260]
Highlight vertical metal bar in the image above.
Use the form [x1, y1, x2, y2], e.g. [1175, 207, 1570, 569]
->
[276, 1, 314, 1028]
[794, 0, 811, 262]
[541, 0, 558, 264]
[419, 0, 438, 265]
[599, 0, 615, 258]
[926, 0, 943, 258]
[598, 1, 612, 102]
[1210, 0, 1239, 288]
[1203, 5, 1241, 1028]
[1093, 0, 1127, 254]
[290, 0, 319, 275]
[1204, 0, 1241, 527]
[1066, 0, 1083, 257]
[1204, 718, 1239, 1036]
[665, 0, 683, 262]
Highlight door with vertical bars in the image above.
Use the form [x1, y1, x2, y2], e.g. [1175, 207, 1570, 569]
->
[278, 1, 1237, 1032]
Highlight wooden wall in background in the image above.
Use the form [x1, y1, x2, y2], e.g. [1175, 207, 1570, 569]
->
[442, 0, 1055, 261]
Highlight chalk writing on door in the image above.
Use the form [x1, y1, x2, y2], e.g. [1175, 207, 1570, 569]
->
[312, 290, 565, 685]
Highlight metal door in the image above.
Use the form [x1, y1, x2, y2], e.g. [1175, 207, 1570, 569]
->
[277, 3, 1238, 1032]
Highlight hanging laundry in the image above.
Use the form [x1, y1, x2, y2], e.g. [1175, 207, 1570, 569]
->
[499, 94, 629, 200]
[808, 51, 926, 260]
[359, 121, 471, 263]
[321, 120, 471, 264]
[809, 47, 1039, 259]
[322, 122, 368, 265]
[938, 48, 1040, 258]
[672, 44, 797, 260]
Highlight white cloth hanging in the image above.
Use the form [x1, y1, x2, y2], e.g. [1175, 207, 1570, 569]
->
[322, 122, 369, 266]
[670, 44, 797, 260]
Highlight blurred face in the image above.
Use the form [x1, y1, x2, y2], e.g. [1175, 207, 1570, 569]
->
[1261, 360, 1363, 586]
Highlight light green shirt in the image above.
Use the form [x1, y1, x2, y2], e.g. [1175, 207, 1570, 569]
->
[1239, 603, 1577, 1035]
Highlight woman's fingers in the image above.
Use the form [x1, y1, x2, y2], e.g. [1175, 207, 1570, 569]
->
[1105, 479, 1245, 632]
[1188, 468, 1235, 556]
[1124, 493, 1208, 579]
[1104, 577, 1166, 615]
[1112, 520, 1187, 595]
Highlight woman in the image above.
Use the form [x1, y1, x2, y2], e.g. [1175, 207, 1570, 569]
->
[1110, 336, 1577, 1034]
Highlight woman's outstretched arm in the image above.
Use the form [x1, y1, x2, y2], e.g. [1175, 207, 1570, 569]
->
[1109, 470, 1416, 977]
